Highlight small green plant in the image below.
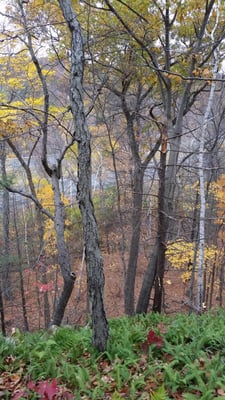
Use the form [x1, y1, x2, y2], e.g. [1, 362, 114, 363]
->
[1, 311, 225, 398]
[151, 385, 169, 400]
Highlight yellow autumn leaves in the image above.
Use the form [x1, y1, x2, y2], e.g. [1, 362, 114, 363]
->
[166, 240, 218, 282]
[37, 178, 70, 239]
[166, 174, 225, 283]
[36, 180, 71, 255]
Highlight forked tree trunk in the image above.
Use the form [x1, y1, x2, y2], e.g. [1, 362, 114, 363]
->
[51, 170, 76, 326]
[109, 83, 161, 316]
[137, 133, 167, 313]
[103, 1, 217, 315]
[136, 248, 158, 313]
[58, 0, 108, 351]
[1, 1, 76, 328]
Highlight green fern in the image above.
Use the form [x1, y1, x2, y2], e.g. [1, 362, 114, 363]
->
[151, 385, 169, 400]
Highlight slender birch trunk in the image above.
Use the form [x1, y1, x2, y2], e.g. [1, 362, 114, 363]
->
[197, 125, 206, 312]
[197, 3, 220, 311]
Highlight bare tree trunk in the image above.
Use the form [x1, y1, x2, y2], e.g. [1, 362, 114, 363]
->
[105, 82, 161, 316]
[42, 265, 51, 329]
[51, 170, 76, 326]
[219, 262, 224, 307]
[137, 130, 167, 313]
[209, 260, 216, 308]
[105, 119, 127, 278]
[0, 285, 6, 336]
[197, 131, 206, 312]
[77, 140, 108, 350]
[189, 237, 198, 305]
[0, 141, 13, 300]
[12, 196, 29, 332]
[35, 203, 51, 328]
[152, 136, 167, 312]
[136, 248, 157, 313]
[196, 20, 220, 310]
[188, 191, 199, 305]
[205, 268, 211, 308]
[58, 0, 109, 351]
[124, 168, 144, 315]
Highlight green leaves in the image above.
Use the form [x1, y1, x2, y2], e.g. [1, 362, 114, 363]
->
[151, 385, 169, 400]
[2, 311, 225, 398]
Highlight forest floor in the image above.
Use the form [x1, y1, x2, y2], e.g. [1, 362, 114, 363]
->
[3, 252, 193, 334]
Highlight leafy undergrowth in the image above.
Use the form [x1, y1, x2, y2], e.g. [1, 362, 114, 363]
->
[1, 310, 225, 399]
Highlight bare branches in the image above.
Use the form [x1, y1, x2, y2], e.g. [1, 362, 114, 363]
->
[0, 180, 54, 220]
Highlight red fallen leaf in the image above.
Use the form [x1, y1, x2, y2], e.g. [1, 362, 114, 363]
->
[37, 378, 59, 400]
[147, 330, 164, 348]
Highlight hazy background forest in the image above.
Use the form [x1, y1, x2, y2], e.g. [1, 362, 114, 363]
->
[0, 0, 225, 336]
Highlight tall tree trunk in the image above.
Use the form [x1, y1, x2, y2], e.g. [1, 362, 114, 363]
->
[0, 285, 6, 336]
[77, 138, 108, 351]
[209, 260, 216, 308]
[196, 25, 219, 310]
[136, 248, 157, 313]
[35, 205, 51, 329]
[197, 138, 205, 312]
[152, 135, 167, 312]
[42, 263, 51, 329]
[124, 168, 144, 315]
[0, 141, 13, 300]
[189, 236, 199, 305]
[12, 196, 29, 332]
[137, 131, 167, 313]
[51, 170, 76, 326]
[106, 119, 127, 278]
[58, 0, 109, 351]
[121, 91, 161, 316]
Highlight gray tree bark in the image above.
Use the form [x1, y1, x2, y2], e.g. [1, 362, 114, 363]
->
[0, 286, 5, 336]
[103, 79, 161, 316]
[58, 0, 109, 351]
[12, 196, 29, 331]
[121, 86, 161, 316]
[0, 141, 13, 300]
[51, 169, 76, 325]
